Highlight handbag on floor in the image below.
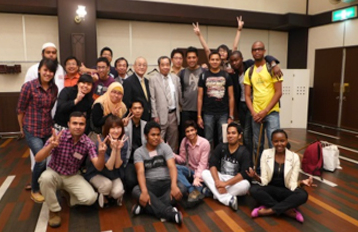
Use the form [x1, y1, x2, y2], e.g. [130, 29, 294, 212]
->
[321, 141, 341, 172]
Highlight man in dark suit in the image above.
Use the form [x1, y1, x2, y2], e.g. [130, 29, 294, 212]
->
[123, 57, 151, 121]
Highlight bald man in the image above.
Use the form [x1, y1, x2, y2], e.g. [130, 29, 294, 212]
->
[123, 57, 152, 121]
[244, 41, 283, 170]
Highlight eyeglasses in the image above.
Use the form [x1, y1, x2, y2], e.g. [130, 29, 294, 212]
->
[252, 48, 265, 52]
[97, 66, 107, 70]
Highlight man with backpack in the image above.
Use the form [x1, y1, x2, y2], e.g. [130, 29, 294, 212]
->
[244, 41, 283, 169]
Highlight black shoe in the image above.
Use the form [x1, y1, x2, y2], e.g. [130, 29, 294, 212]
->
[131, 204, 144, 216]
[229, 196, 238, 211]
[174, 211, 183, 225]
[201, 187, 213, 197]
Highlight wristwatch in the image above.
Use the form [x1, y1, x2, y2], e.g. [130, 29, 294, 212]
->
[229, 115, 234, 120]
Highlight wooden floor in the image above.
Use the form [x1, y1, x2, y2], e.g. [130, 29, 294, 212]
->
[1, 127, 358, 232]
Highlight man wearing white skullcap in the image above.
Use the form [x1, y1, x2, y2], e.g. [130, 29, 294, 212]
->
[22, 42, 65, 197]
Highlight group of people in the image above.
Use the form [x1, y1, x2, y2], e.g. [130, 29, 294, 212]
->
[16, 18, 315, 228]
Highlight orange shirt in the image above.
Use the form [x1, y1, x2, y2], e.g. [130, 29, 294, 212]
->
[64, 73, 80, 87]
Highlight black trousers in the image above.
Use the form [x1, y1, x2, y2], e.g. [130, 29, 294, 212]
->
[132, 179, 186, 221]
[124, 163, 138, 192]
[249, 184, 308, 215]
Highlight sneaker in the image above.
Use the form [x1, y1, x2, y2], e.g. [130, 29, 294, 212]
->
[174, 211, 183, 225]
[131, 204, 144, 216]
[161, 207, 179, 222]
[201, 187, 213, 197]
[188, 189, 204, 202]
[293, 209, 304, 223]
[48, 211, 61, 228]
[98, 193, 104, 208]
[229, 196, 238, 211]
[31, 191, 45, 203]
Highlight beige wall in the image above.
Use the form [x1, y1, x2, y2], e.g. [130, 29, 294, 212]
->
[307, 18, 358, 87]
[138, 0, 307, 14]
[0, 13, 59, 92]
[97, 19, 288, 70]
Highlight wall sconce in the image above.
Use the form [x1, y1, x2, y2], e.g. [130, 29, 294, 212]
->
[74, 5, 87, 24]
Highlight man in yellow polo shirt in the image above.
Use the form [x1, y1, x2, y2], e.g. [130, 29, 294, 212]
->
[244, 41, 283, 170]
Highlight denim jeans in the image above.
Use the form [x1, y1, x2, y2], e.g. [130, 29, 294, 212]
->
[203, 113, 228, 144]
[252, 111, 280, 172]
[23, 127, 50, 193]
[176, 165, 203, 193]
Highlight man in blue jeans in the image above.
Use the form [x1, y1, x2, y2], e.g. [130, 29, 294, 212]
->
[175, 120, 210, 202]
[244, 41, 283, 171]
[197, 52, 234, 147]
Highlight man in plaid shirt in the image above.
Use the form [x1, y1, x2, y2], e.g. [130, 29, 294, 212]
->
[36, 111, 107, 228]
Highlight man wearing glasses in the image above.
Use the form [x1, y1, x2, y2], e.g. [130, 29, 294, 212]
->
[244, 41, 283, 171]
[92, 57, 115, 100]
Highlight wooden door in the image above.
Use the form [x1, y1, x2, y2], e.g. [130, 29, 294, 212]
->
[341, 46, 358, 131]
[311, 48, 343, 127]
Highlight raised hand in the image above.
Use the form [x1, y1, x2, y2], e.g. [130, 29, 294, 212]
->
[237, 16, 244, 31]
[192, 22, 201, 36]
[97, 134, 108, 155]
[122, 112, 134, 127]
[49, 128, 63, 148]
[75, 91, 85, 104]
[111, 105, 122, 117]
[117, 135, 128, 150]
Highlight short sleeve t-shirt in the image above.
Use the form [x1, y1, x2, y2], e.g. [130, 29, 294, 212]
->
[92, 77, 115, 100]
[182, 67, 203, 111]
[244, 64, 283, 114]
[134, 143, 173, 180]
[198, 70, 233, 115]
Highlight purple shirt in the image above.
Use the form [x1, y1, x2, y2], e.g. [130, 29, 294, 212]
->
[92, 76, 115, 100]
[175, 135, 210, 179]
[46, 129, 97, 175]
[17, 79, 58, 137]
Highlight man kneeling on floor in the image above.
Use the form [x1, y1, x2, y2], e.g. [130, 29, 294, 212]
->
[202, 122, 251, 211]
[132, 121, 185, 224]
[36, 111, 106, 228]
[175, 120, 210, 202]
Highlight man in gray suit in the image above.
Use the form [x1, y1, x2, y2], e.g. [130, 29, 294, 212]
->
[124, 99, 147, 192]
[149, 56, 182, 152]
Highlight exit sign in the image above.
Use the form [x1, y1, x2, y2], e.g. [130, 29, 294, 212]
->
[332, 6, 357, 22]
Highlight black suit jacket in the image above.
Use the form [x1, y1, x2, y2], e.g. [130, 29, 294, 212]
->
[123, 74, 152, 121]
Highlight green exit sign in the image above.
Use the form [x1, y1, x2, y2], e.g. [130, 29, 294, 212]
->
[332, 6, 357, 22]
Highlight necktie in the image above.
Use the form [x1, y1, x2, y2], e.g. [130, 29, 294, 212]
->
[140, 78, 148, 101]
[164, 76, 173, 107]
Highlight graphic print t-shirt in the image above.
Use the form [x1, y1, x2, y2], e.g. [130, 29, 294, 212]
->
[198, 70, 232, 115]
[182, 67, 203, 111]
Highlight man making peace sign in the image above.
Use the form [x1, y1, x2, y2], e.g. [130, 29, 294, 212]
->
[36, 111, 107, 228]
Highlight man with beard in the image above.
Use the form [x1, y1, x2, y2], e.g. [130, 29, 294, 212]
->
[244, 41, 283, 169]
[201, 123, 251, 211]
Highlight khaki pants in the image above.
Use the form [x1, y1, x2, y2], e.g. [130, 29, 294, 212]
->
[90, 175, 125, 199]
[161, 112, 178, 152]
[39, 168, 97, 212]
